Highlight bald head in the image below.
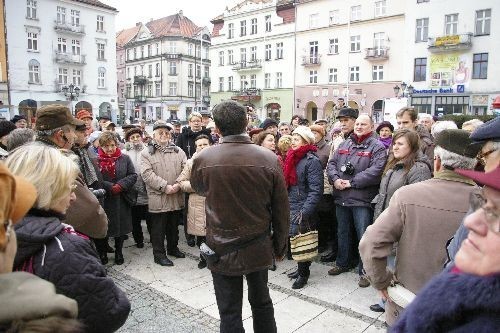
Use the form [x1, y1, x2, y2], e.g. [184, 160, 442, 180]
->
[354, 114, 374, 136]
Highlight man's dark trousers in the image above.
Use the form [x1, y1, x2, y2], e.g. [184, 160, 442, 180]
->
[212, 269, 277, 333]
[150, 210, 180, 259]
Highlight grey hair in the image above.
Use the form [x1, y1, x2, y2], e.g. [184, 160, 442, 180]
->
[462, 119, 484, 131]
[431, 121, 458, 138]
[36, 124, 74, 138]
[278, 122, 290, 128]
[6, 128, 35, 151]
[434, 146, 477, 170]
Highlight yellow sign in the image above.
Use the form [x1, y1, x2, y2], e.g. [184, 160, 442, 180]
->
[168, 105, 179, 111]
[435, 35, 460, 46]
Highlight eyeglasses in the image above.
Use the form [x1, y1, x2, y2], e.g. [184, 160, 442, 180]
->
[469, 191, 500, 233]
[476, 149, 495, 166]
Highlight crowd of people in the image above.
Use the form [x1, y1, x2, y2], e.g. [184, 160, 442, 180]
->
[0, 102, 498, 332]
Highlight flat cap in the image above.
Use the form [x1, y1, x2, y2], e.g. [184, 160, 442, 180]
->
[435, 129, 481, 158]
[153, 120, 172, 131]
[336, 108, 359, 120]
[35, 104, 84, 131]
[260, 118, 278, 130]
[470, 117, 500, 143]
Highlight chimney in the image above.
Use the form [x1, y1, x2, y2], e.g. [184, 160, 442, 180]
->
[179, 10, 183, 18]
[135, 22, 141, 26]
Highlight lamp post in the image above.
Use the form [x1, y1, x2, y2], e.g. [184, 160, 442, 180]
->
[393, 84, 400, 97]
[62, 83, 80, 115]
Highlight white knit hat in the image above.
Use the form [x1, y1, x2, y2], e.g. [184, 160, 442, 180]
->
[292, 125, 315, 144]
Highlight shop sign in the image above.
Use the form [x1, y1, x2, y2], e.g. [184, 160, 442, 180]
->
[413, 87, 456, 94]
[430, 53, 470, 88]
[435, 35, 460, 47]
[265, 96, 280, 102]
[168, 105, 179, 111]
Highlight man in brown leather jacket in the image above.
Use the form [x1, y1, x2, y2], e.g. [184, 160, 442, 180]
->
[191, 101, 289, 333]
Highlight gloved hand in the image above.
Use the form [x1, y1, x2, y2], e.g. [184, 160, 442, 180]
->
[111, 184, 122, 195]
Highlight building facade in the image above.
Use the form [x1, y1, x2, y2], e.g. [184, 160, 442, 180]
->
[5, 0, 118, 121]
[0, 0, 9, 118]
[122, 12, 211, 123]
[116, 24, 139, 123]
[210, 0, 296, 122]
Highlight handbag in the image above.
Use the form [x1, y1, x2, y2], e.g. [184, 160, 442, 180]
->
[387, 281, 416, 308]
[289, 213, 318, 262]
[122, 187, 138, 206]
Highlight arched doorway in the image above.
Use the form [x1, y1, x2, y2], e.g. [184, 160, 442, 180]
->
[372, 100, 383, 123]
[323, 101, 335, 122]
[75, 101, 93, 114]
[18, 99, 37, 126]
[99, 102, 112, 118]
[306, 101, 318, 122]
[348, 100, 359, 110]
[265, 103, 281, 121]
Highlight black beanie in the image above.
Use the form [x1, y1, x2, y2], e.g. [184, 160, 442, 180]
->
[0, 120, 16, 138]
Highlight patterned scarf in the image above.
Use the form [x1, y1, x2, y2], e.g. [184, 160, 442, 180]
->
[98, 147, 122, 179]
[283, 144, 317, 188]
[73, 147, 98, 186]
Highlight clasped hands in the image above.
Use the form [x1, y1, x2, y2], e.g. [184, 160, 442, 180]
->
[334, 179, 351, 190]
[165, 183, 181, 195]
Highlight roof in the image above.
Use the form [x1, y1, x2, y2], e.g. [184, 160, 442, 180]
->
[116, 25, 141, 47]
[145, 13, 202, 39]
[71, 0, 117, 11]
[211, 0, 274, 22]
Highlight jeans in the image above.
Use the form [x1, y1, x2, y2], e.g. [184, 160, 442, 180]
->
[150, 210, 181, 259]
[335, 205, 373, 275]
[212, 269, 277, 333]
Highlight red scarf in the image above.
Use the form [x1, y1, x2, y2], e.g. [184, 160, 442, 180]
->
[283, 144, 317, 188]
[352, 132, 373, 144]
[98, 147, 122, 179]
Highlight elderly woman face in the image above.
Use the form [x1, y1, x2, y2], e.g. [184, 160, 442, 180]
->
[15, 119, 28, 129]
[291, 134, 307, 150]
[101, 139, 117, 156]
[128, 133, 142, 144]
[455, 187, 500, 276]
[189, 116, 202, 132]
[378, 127, 392, 139]
[154, 128, 171, 145]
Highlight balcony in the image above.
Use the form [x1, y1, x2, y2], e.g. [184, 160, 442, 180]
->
[232, 59, 262, 71]
[428, 33, 472, 52]
[134, 75, 147, 85]
[202, 77, 211, 85]
[202, 96, 211, 104]
[231, 88, 262, 103]
[364, 47, 389, 61]
[301, 54, 321, 66]
[54, 21, 85, 35]
[135, 95, 146, 103]
[54, 51, 86, 65]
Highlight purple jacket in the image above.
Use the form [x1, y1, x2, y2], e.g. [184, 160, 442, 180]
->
[327, 134, 387, 207]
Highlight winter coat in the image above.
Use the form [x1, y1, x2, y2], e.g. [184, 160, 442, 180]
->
[175, 127, 213, 159]
[141, 142, 186, 213]
[359, 170, 478, 326]
[191, 135, 290, 276]
[100, 154, 137, 238]
[392, 269, 500, 333]
[372, 153, 432, 221]
[14, 212, 131, 333]
[288, 152, 324, 237]
[123, 142, 149, 206]
[327, 134, 387, 207]
[177, 152, 206, 236]
[416, 124, 435, 170]
[315, 138, 331, 169]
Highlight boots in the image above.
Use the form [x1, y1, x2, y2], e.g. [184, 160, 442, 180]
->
[114, 236, 124, 265]
[198, 254, 207, 269]
[292, 275, 309, 289]
[93, 238, 108, 265]
[292, 261, 311, 289]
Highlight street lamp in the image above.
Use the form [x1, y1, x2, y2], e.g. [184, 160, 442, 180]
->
[62, 83, 80, 114]
[393, 85, 400, 97]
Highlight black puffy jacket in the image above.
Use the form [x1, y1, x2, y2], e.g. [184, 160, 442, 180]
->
[14, 210, 130, 333]
[175, 127, 213, 158]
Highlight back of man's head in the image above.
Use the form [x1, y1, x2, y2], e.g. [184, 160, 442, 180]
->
[213, 101, 247, 137]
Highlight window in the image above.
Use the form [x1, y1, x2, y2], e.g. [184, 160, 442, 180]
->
[228, 23, 234, 39]
[127, 67, 130, 79]
[169, 42, 176, 53]
[71, 40, 80, 55]
[309, 13, 319, 28]
[169, 82, 177, 95]
[97, 67, 106, 88]
[219, 51, 224, 66]
[58, 68, 68, 84]
[148, 64, 152, 78]
[265, 73, 271, 88]
[218, 77, 224, 92]
[276, 72, 282, 88]
[472, 53, 488, 79]
[57, 6, 66, 24]
[411, 96, 432, 114]
[57, 38, 67, 53]
[309, 41, 319, 61]
[240, 75, 246, 90]
[329, 38, 338, 54]
[204, 47, 209, 59]
[265, 15, 272, 32]
[351, 6, 361, 21]
[188, 43, 193, 56]
[28, 59, 40, 83]
[251, 18, 257, 34]
[169, 62, 177, 75]
[204, 66, 209, 78]
[240, 20, 246, 36]
[475, 9, 491, 36]
[350, 35, 360, 52]
[414, 57, 427, 82]
[196, 45, 201, 58]
[97, 43, 105, 60]
[71, 10, 80, 26]
[156, 43, 160, 55]
[133, 48, 137, 59]
[26, 0, 37, 19]
[349, 66, 359, 81]
[240, 48, 247, 64]
[373, 32, 386, 54]
[155, 82, 161, 97]
[329, 10, 339, 25]
[276, 42, 283, 59]
[72, 69, 81, 85]
[97, 15, 104, 32]
[228, 76, 233, 91]
[27, 32, 38, 51]
[415, 18, 429, 42]
[147, 45, 152, 57]
[250, 46, 257, 62]
[309, 70, 318, 84]
[265, 44, 271, 61]
[375, 1, 386, 17]
[445, 14, 458, 35]
[372, 65, 384, 81]
[188, 82, 194, 97]
[250, 74, 256, 88]
[228, 50, 234, 64]
[154, 63, 160, 77]
[188, 64, 193, 77]
[196, 65, 201, 78]
[328, 68, 337, 83]
[147, 83, 152, 97]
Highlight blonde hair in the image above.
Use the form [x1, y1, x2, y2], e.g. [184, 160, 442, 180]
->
[278, 135, 293, 152]
[188, 112, 203, 121]
[6, 144, 79, 210]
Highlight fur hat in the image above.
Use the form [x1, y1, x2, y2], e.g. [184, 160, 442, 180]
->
[125, 128, 143, 142]
[435, 129, 481, 158]
[376, 121, 394, 134]
[292, 126, 315, 144]
[309, 124, 325, 138]
[10, 115, 27, 124]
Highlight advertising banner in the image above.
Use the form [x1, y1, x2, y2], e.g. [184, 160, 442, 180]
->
[429, 53, 470, 89]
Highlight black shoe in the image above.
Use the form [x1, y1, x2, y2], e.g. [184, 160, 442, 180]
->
[106, 244, 114, 253]
[320, 252, 337, 263]
[99, 253, 108, 265]
[136, 242, 144, 248]
[269, 264, 277, 271]
[154, 257, 174, 266]
[370, 304, 385, 313]
[115, 253, 124, 265]
[318, 245, 327, 253]
[167, 249, 186, 258]
[186, 238, 195, 247]
[292, 276, 308, 289]
[122, 235, 129, 240]
[287, 270, 299, 279]
[198, 259, 207, 269]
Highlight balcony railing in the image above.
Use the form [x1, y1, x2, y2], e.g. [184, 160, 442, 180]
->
[135, 95, 146, 103]
[364, 47, 389, 60]
[54, 21, 85, 34]
[54, 51, 86, 65]
[428, 33, 472, 52]
[202, 96, 211, 104]
[232, 59, 262, 71]
[134, 75, 147, 85]
[301, 54, 321, 66]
